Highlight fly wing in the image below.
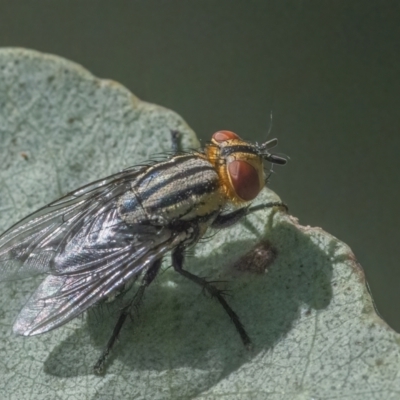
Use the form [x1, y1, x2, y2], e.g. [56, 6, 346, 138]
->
[0, 168, 144, 279]
[0, 167, 182, 335]
[13, 224, 176, 336]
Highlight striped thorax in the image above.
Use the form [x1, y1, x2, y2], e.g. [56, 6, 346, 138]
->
[118, 130, 283, 233]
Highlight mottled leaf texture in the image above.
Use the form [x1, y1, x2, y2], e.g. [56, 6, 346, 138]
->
[0, 49, 399, 400]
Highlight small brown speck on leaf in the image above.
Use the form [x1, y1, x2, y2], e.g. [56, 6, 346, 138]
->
[233, 240, 277, 274]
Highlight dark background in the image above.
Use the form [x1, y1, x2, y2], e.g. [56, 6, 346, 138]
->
[1, 1, 399, 330]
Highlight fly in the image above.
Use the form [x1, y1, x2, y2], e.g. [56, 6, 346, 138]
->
[0, 130, 286, 373]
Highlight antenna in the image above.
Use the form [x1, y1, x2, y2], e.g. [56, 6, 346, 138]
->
[266, 111, 273, 138]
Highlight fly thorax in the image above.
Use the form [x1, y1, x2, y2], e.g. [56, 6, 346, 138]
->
[118, 154, 227, 226]
[117, 190, 149, 224]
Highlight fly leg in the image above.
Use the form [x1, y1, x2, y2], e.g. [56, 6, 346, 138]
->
[170, 130, 181, 154]
[93, 258, 162, 374]
[211, 201, 287, 229]
[172, 246, 251, 348]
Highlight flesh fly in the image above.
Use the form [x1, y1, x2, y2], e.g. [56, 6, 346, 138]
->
[0, 130, 286, 373]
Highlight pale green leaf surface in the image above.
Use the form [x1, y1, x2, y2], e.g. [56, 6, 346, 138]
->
[0, 48, 399, 400]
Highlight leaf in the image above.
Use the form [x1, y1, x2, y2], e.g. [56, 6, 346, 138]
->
[0, 48, 399, 400]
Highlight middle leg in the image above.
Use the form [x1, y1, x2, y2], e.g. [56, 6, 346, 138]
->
[172, 246, 251, 348]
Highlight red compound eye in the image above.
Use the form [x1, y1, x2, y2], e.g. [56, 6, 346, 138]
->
[228, 160, 261, 201]
[212, 130, 240, 142]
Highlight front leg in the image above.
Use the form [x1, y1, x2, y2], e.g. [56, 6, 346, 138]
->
[211, 201, 287, 229]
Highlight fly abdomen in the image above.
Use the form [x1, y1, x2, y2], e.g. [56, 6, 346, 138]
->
[118, 154, 225, 226]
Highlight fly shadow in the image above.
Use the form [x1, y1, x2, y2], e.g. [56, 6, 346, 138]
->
[43, 217, 347, 399]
